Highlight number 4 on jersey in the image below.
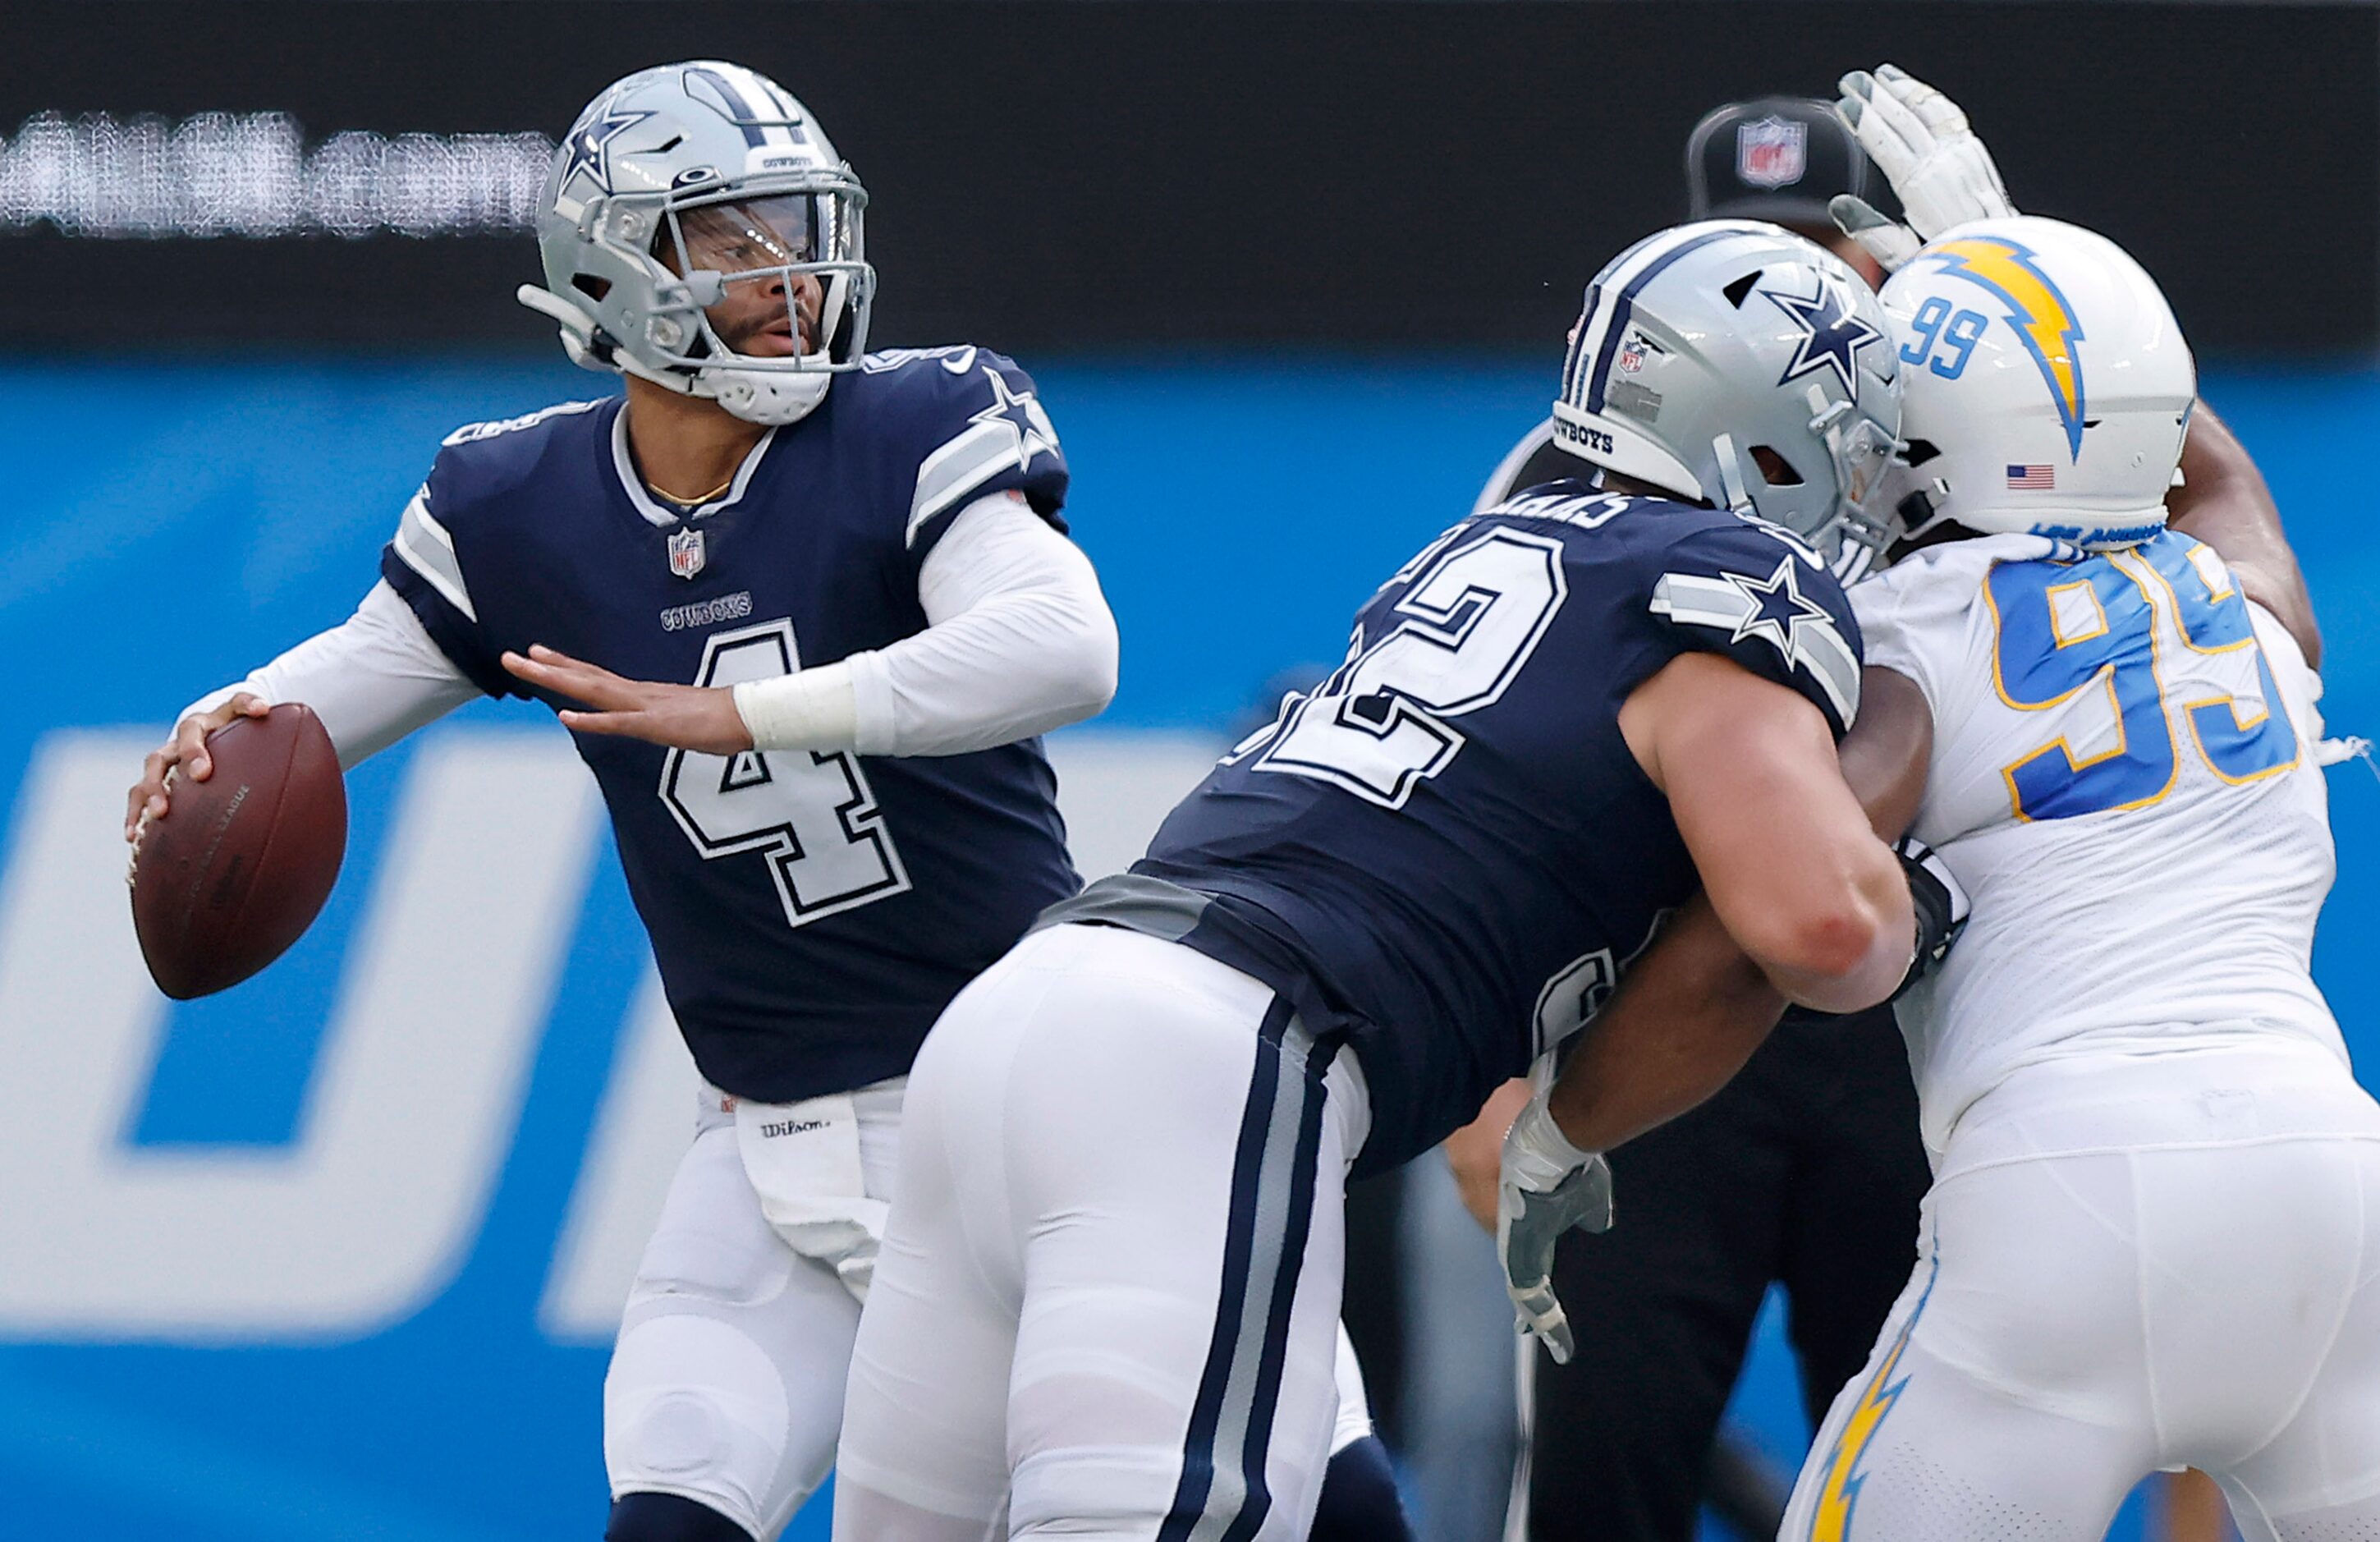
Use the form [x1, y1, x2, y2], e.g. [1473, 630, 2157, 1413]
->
[660, 620, 911, 927]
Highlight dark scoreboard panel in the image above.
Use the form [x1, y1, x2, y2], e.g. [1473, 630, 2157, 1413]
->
[2, 2, 2370, 356]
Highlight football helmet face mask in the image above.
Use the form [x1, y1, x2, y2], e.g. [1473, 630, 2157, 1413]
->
[516, 61, 874, 425]
[1880, 214, 2194, 551]
[1552, 220, 1905, 581]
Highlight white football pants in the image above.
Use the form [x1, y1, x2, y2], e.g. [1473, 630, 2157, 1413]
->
[1782, 1044, 2380, 1542]
[603, 1078, 905, 1540]
[833, 923, 1373, 1542]
[607, 1015, 1378, 1540]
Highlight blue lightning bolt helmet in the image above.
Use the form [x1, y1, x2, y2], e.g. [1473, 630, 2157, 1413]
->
[1553, 220, 1904, 580]
[516, 62, 874, 425]
[1882, 215, 2194, 550]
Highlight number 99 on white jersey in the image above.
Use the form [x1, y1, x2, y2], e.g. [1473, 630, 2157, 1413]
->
[1853, 529, 2344, 1156]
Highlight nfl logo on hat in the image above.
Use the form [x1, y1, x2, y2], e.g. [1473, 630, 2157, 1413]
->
[1736, 117, 1808, 189]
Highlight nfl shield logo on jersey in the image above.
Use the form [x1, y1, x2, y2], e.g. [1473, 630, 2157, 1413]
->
[667, 526, 707, 580]
[1737, 117, 1807, 189]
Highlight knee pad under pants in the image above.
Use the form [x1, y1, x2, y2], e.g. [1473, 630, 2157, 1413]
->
[605, 1117, 864, 1541]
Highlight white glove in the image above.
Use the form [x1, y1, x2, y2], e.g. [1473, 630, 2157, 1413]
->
[1831, 63, 2019, 272]
[1495, 1095, 1614, 1365]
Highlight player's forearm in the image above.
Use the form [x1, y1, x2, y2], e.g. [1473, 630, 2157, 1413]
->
[735, 586, 1114, 757]
[856, 579, 1117, 755]
[1699, 765, 1913, 1012]
[734, 520, 1117, 757]
[1662, 683, 1914, 1013]
[1543, 896, 1785, 1154]
[863, 493, 1116, 755]
[1749, 858, 1910, 1015]
[181, 581, 479, 769]
[1838, 668, 1933, 842]
[2168, 403, 2321, 668]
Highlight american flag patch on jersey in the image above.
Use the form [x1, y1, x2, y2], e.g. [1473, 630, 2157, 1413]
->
[2006, 464, 2055, 489]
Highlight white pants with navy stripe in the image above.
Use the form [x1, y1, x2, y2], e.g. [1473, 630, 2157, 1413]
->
[833, 923, 1371, 1541]
[1781, 1044, 2380, 1542]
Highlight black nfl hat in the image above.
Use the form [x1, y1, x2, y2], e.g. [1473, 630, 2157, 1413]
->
[1685, 96, 1892, 229]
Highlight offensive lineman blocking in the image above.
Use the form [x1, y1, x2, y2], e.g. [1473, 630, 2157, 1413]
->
[805, 222, 1948, 1540]
[1475, 67, 2375, 1535]
[547, 218, 1936, 1535]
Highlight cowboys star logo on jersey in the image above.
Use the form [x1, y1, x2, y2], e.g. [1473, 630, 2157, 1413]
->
[1763, 277, 1882, 398]
[1718, 554, 1837, 650]
[1649, 554, 1861, 727]
[970, 369, 1061, 473]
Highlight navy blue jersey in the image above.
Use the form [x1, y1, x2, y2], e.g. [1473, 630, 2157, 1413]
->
[1135, 483, 1863, 1173]
[380, 346, 1080, 1102]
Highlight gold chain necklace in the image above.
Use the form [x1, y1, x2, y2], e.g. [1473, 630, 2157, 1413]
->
[645, 471, 736, 507]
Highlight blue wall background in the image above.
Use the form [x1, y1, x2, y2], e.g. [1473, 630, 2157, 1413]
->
[2, 356, 2374, 1540]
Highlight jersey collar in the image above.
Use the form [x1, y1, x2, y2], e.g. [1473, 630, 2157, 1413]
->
[609, 401, 780, 529]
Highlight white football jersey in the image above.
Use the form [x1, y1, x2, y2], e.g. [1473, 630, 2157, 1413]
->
[1854, 530, 2344, 1157]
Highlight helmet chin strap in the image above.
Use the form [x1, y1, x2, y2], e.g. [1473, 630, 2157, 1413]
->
[696, 365, 831, 425]
[1708, 433, 1757, 515]
[515, 283, 832, 425]
[1896, 484, 1955, 544]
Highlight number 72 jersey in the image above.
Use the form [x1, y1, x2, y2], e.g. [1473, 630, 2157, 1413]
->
[1855, 529, 2345, 1157]
[1136, 484, 1864, 1173]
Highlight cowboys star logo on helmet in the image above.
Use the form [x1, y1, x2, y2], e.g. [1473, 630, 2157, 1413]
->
[518, 61, 878, 428]
[1548, 221, 1902, 581]
[1763, 277, 1883, 397]
[560, 105, 655, 199]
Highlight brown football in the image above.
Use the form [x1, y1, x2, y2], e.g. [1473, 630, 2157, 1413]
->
[130, 703, 347, 1000]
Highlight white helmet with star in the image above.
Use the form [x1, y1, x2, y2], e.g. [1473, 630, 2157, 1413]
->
[517, 61, 874, 426]
[1553, 219, 1905, 580]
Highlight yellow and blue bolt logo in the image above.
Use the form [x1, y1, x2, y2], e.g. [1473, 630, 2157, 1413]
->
[1922, 236, 2088, 461]
[1808, 1255, 1937, 1540]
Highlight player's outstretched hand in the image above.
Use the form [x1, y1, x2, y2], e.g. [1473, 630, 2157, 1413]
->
[126, 692, 272, 842]
[1496, 1095, 1615, 1365]
[503, 645, 755, 755]
[1831, 63, 2017, 271]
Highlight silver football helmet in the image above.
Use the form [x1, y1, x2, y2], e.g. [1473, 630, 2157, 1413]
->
[516, 61, 874, 425]
[1552, 220, 1904, 578]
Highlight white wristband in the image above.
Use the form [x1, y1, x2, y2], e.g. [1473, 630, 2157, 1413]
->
[1503, 1096, 1598, 1193]
[731, 664, 861, 754]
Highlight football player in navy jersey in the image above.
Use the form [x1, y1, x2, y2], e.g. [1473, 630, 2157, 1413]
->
[551, 219, 1955, 1540]
[120, 60, 1135, 1542]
